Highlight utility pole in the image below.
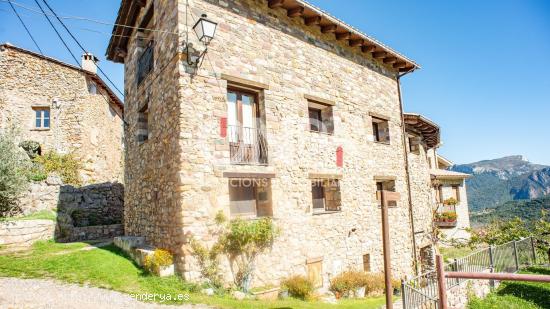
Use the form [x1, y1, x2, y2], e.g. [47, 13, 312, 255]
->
[381, 190, 393, 309]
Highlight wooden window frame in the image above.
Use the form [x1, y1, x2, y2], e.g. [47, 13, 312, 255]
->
[311, 179, 341, 214]
[452, 185, 460, 202]
[227, 87, 260, 127]
[228, 178, 273, 219]
[372, 117, 390, 144]
[308, 107, 323, 132]
[307, 99, 334, 135]
[363, 253, 371, 272]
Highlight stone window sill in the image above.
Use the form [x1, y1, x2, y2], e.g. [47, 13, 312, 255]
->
[374, 141, 391, 145]
[309, 130, 334, 136]
[312, 210, 341, 215]
[30, 128, 50, 131]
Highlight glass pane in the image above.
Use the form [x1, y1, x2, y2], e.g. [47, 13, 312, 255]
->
[229, 181, 256, 218]
[241, 95, 254, 144]
[35, 110, 42, 127]
[43, 109, 50, 118]
[227, 92, 237, 142]
[43, 117, 50, 128]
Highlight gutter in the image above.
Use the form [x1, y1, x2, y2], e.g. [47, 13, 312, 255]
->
[397, 69, 419, 275]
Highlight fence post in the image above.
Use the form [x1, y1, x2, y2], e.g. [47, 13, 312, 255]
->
[513, 241, 519, 271]
[453, 259, 459, 286]
[488, 246, 495, 289]
[530, 237, 537, 265]
[436, 255, 448, 309]
[401, 280, 407, 309]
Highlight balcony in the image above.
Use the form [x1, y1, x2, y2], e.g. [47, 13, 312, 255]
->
[228, 125, 268, 165]
[136, 42, 154, 85]
[434, 204, 457, 228]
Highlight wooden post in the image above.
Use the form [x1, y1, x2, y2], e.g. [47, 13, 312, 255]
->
[435, 255, 448, 309]
[530, 237, 537, 265]
[381, 190, 393, 309]
[513, 241, 519, 271]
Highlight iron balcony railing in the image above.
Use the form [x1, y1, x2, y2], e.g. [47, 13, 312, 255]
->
[228, 125, 268, 165]
[136, 42, 154, 85]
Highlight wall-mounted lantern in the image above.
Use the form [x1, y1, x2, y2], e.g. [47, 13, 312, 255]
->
[184, 14, 217, 68]
[193, 14, 217, 45]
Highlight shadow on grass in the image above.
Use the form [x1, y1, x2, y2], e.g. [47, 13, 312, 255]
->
[497, 282, 550, 308]
[524, 266, 550, 276]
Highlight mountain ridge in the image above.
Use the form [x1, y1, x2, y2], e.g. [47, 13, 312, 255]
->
[450, 155, 550, 211]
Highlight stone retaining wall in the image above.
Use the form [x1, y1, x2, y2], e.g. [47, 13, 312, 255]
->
[446, 274, 497, 309]
[0, 220, 55, 247]
[61, 224, 123, 242]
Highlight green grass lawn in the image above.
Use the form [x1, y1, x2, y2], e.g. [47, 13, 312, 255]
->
[0, 209, 57, 222]
[439, 246, 475, 262]
[0, 240, 389, 308]
[468, 267, 550, 309]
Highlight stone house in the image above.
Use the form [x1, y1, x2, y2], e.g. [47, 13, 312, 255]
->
[0, 43, 125, 184]
[107, 0, 453, 286]
[426, 149, 471, 241]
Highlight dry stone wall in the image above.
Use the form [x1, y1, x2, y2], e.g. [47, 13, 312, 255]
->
[0, 220, 55, 248]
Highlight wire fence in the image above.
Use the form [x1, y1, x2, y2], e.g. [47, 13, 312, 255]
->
[401, 237, 542, 309]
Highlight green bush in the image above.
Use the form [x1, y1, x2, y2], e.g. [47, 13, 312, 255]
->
[281, 275, 314, 300]
[34, 151, 82, 185]
[0, 128, 31, 217]
[28, 162, 47, 182]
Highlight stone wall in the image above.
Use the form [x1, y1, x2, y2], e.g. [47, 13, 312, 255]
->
[55, 182, 124, 242]
[0, 45, 124, 184]
[122, 0, 419, 288]
[0, 220, 55, 248]
[446, 275, 497, 309]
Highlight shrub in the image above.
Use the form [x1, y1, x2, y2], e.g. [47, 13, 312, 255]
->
[281, 275, 314, 300]
[28, 162, 47, 182]
[34, 151, 82, 185]
[329, 270, 368, 297]
[144, 248, 173, 274]
[0, 128, 31, 217]
[363, 273, 386, 295]
[19, 140, 40, 159]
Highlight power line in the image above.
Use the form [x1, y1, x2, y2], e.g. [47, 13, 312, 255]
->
[32, 0, 80, 67]
[7, 0, 43, 54]
[1, 0, 178, 35]
[40, 0, 124, 97]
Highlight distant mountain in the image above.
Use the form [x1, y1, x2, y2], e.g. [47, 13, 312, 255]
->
[471, 196, 550, 227]
[450, 156, 550, 211]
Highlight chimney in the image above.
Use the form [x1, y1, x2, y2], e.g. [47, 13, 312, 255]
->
[82, 52, 98, 74]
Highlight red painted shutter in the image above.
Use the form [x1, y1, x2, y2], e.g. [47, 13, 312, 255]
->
[336, 146, 343, 167]
[220, 117, 227, 138]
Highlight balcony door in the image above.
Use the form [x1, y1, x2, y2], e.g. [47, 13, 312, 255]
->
[227, 90, 258, 144]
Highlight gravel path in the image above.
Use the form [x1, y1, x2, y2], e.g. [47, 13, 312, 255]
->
[0, 277, 213, 309]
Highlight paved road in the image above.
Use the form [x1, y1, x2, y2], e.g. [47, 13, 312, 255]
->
[0, 277, 212, 309]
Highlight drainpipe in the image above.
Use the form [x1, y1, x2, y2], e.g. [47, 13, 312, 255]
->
[397, 69, 419, 275]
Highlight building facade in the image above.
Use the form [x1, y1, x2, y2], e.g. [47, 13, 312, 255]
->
[107, 0, 449, 287]
[0, 44, 124, 184]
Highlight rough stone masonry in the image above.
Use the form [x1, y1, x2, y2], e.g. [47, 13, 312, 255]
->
[108, 0, 440, 289]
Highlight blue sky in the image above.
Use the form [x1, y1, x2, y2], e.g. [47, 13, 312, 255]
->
[1, 0, 549, 165]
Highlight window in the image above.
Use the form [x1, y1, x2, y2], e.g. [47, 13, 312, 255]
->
[136, 11, 155, 86]
[34, 107, 50, 129]
[435, 185, 444, 203]
[229, 178, 272, 218]
[372, 117, 389, 143]
[408, 135, 421, 153]
[376, 179, 397, 207]
[227, 89, 267, 164]
[311, 179, 341, 213]
[452, 185, 460, 202]
[307, 100, 334, 134]
[88, 81, 97, 94]
[306, 257, 323, 288]
[363, 254, 371, 272]
[137, 102, 149, 142]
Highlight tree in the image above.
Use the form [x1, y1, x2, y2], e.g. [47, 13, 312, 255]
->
[0, 128, 31, 217]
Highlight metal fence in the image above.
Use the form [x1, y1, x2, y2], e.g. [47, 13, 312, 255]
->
[401, 237, 540, 309]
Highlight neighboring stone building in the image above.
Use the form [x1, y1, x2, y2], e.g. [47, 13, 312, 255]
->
[0, 43, 124, 184]
[106, 0, 457, 287]
[427, 150, 472, 241]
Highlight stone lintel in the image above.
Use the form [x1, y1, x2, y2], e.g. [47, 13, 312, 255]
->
[306, 256, 323, 264]
[308, 172, 342, 179]
[222, 171, 276, 179]
[304, 94, 335, 106]
[369, 111, 390, 121]
[373, 176, 396, 181]
[221, 73, 269, 91]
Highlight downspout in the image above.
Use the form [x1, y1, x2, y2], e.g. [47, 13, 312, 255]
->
[397, 69, 418, 275]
